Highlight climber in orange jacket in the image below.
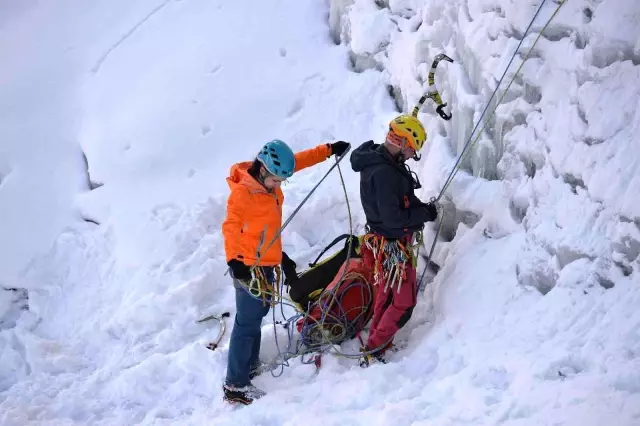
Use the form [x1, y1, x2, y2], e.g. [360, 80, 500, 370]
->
[221, 138, 349, 405]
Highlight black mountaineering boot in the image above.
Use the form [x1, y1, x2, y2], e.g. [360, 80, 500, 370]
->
[223, 383, 266, 405]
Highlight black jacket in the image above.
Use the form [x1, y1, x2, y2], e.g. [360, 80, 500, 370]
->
[350, 141, 433, 239]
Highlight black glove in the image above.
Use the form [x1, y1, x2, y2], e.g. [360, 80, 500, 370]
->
[281, 252, 297, 286]
[228, 259, 251, 281]
[329, 141, 350, 157]
[422, 202, 438, 222]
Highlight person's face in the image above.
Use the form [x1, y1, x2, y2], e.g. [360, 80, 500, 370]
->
[261, 167, 285, 189]
[401, 145, 416, 161]
[386, 132, 417, 162]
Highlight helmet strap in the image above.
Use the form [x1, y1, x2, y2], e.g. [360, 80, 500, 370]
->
[399, 137, 421, 162]
[397, 145, 420, 162]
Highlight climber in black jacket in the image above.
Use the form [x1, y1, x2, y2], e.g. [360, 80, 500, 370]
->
[350, 114, 438, 367]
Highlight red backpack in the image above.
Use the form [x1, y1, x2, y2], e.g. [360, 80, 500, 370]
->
[288, 235, 376, 349]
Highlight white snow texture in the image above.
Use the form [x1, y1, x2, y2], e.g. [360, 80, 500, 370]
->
[1, 0, 639, 425]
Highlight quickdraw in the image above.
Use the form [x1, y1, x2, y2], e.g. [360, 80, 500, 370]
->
[363, 234, 415, 293]
[412, 53, 454, 121]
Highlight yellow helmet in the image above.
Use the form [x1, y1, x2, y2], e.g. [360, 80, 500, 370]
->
[388, 115, 427, 151]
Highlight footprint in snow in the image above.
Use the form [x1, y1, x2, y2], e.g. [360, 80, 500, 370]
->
[286, 98, 304, 120]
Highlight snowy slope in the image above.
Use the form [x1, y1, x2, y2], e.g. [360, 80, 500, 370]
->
[2, 0, 640, 425]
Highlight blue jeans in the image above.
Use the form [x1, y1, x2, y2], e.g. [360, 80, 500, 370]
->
[225, 268, 273, 387]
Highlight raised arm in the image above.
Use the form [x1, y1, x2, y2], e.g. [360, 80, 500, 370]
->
[293, 144, 332, 172]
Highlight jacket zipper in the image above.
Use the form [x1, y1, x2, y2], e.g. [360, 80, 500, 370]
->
[248, 190, 281, 261]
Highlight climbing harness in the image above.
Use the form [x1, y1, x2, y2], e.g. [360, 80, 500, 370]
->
[412, 53, 454, 120]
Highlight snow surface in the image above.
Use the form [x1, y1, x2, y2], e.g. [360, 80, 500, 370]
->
[1, 0, 640, 424]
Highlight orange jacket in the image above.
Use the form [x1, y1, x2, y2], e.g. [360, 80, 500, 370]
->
[222, 143, 332, 266]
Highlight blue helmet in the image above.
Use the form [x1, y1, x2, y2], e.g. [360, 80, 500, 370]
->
[256, 139, 295, 178]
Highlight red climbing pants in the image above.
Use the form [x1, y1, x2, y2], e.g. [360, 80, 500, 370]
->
[361, 233, 417, 352]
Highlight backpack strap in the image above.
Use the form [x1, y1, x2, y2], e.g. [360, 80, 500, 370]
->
[309, 234, 353, 268]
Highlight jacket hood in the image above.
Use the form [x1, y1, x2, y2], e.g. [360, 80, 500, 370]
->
[350, 140, 392, 172]
[227, 161, 265, 192]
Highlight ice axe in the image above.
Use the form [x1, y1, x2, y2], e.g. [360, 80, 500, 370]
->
[196, 311, 231, 351]
[412, 53, 454, 121]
